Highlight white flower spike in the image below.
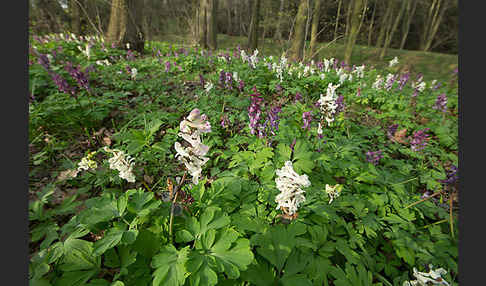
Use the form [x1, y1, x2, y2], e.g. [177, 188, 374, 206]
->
[275, 161, 311, 216]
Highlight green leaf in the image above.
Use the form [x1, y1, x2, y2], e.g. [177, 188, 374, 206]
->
[186, 252, 218, 286]
[151, 245, 190, 286]
[240, 260, 275, 286]
[253, 225, 297, 271]
[276, 143, 292, 162]
[280, 274, 313, 286]
[86, 279, 111, 286]
[127, 189, 161, 217]
[177, 207, 230, 242]
[93, 226, 126, 256]
[188, 228, 254, 285]
[60, 238, 100, 272]
[54, 270, 98, 286]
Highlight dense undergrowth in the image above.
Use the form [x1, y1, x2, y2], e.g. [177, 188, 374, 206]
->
[29, 33, 458, 286]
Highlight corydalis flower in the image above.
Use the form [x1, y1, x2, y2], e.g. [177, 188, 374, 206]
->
[275, 161, 311, 216]
[366, 150, 383, 165]
[302, 111, 312, 130]
[403, 265, 450, 286]
[248, 90, 264, 136]
[325, 184, 342, 204]
[65, 62, 90, 92]
[77, 151, 98, 171]
[389, 56, 399, 67]
[433, 93, 448, 112]
[104, 147, 136, 183]
[373, 75, 384, 89]
[317, 83, 340, 125]
[411, 128, 430, 152]
[174, 109, 211, 185]
[204, 81, 214, 93]
[263, 106, 281, 137]
[335, 95, 345, 113]
[439, 165, 458, 186]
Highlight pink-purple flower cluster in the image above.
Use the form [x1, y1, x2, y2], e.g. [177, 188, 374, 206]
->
[433, 93, 448, 112]
[238, 80, 245, 92]
[398, 72, 409, 90]
[262, 106, 281, 137]
[439, 164, 458, 185]
[411, 128, 430, 151]
[336, 95, 345, 113]
[366, 150, 383, 165]
[295, 92, 302, 102]
[65, 61, 90, 92]
[302, 111, 312, 130]
[248, 88, 264, 136]
[218, 70, 234, 90]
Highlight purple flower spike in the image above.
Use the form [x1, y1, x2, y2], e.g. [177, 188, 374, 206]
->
[410, 128, 430, 152]
[302, 111, 312, 130]
[433, 93, 448, 112]
[366, 150, 383, 165]
[295, 92, 302, 102]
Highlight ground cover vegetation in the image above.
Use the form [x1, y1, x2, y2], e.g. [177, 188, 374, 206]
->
[29, 31, 458, 286]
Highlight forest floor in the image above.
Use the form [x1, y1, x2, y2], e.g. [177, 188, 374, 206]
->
[159, 33, 458, 83]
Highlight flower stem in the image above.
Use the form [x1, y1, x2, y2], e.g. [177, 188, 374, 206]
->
[168, 172, 187, 244]
[405, 191, 442, 209]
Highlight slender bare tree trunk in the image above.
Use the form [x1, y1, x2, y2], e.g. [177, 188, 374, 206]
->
[420, 0, 448, 51]
[379, 0, 405, 59]
[375, 0, 393, 49]
[289, 0, 309, 61]
[367, 0, 377, 46]
[248, 0, 261, 51]
[399, 0, 418, 49]
[227, 0, 232, 35]
[344, 0, 353, 40]
[344, 0, 364, 64]
[309, 0, 321, 61]
[357, 0, 368, 37]
[275, 0, 285, 42]
[334, 0, 342, 40]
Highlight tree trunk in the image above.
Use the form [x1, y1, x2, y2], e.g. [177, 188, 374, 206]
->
[420, 0, 448, 51]
[106, 0, 128, 46]
[357, 0, 368, 38]
[343, 0, 364, 64]
[309, 0, 321, 61]
[207, 0, 218, 50]
[375, 0, 393, 49]
[344, 0, 353, 40]
[124, 0, 145, 53]
[367, 0, 377, 46]
[106, 0, 144, 53]
[248, 0, 261, 51]
[399, 0, 418, 50]
[227, 0, 232, 35]
[197, 0, 217, 50]
[275, 0, 285, 42]
[289, 0, 308, 61]
[379, 0, 406, 59]
[70, 0, 80, 35]
[333, 0, 342, 40]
